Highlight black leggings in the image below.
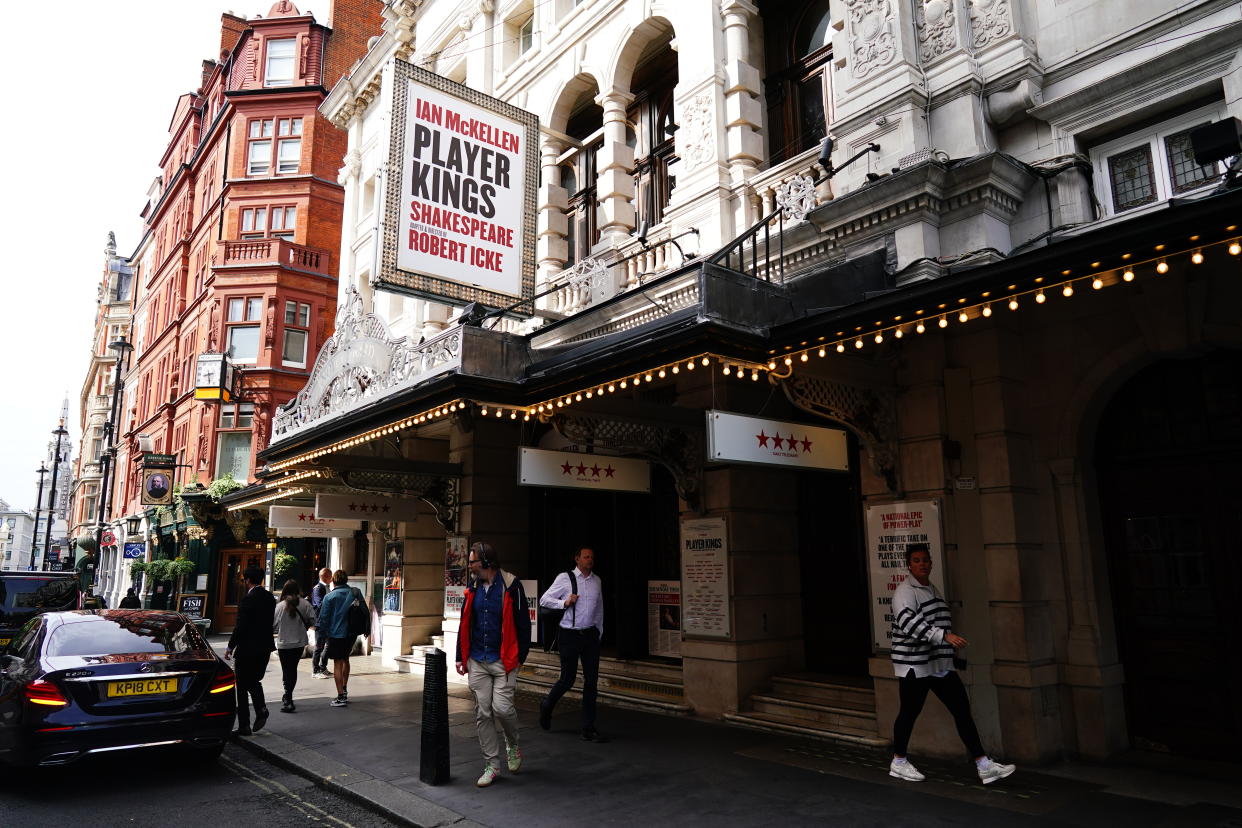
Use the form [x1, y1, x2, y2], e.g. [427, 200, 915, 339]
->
[892, 670, 985, 758]
[278, 647, 302, 702]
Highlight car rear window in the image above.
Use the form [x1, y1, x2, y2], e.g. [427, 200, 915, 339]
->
[46, 615, 204, 658]
[0, 578, 78, 611]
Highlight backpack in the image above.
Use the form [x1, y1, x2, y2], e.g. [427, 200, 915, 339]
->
[346, 586, 371, 639]
[539, 570, 577, 649]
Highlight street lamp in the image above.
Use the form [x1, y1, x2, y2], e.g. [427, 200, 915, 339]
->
[125, 515, 142, 538]
[30, 463, 48, 570]
[93, 334, 133, 591]
[42, 421, 69, 570]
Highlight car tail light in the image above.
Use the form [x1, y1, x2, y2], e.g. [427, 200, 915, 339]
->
[25, 680, 69, 707]
[209, 667, 235, 694]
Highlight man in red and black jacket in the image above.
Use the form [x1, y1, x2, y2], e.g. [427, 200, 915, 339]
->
[454, 542, 530, 788]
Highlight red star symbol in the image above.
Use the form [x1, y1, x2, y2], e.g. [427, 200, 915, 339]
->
[370, 504, 380, 513]
[772, 434, 784, 449]
[604, 466, 616, 477]
[576, 463, 587, 476]
[591, 464, 601, 477]
[348, 503, 357, 512]
[298, 513, 307, 521]
[561, 462, 573, 475]
[787, 434, 798, 451]
[381, 504, 390, 513]
[800, 436, 813, 452]
[756, 430, 770, 447]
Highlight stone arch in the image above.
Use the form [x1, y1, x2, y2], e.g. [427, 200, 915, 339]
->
[546, 72, 604, 134]
[608, 15, 677, 98]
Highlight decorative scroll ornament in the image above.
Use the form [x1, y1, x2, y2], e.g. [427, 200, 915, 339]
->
[780, 374, 900, 493]
[550, 414, 704, 511]
[847, 0, 898, 80]
[679, 94, 716, 170]
[775, 175, 819, 222]
[969, 0, 1012, 49]
[916, 0, 958, 62]
[270, 286, 463, 445]
[338, 469, 460, 532]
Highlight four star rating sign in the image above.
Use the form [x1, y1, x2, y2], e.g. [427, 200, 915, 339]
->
[520, 447, 651, 493]
[316, 494, 421, 522]
[269, 505, 361, 538]
[708, 410, 848, 471]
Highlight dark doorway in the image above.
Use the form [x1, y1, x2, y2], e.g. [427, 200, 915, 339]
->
[797, 434, 869, 676]
[1096, 350, 1242, 759]
[529, 466, 680, 659]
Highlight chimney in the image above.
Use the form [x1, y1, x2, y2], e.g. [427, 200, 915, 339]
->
[220, 12, 249, 57]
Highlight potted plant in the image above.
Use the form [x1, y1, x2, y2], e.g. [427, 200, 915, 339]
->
[169, 557, 196, 603]
[273, 551, 297, 582]
[145, 558, 172, 609]
[129, 559, 148, 590]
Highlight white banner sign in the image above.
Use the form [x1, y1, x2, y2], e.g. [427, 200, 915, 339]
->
[680, 517, 730, 638]
[399, 79, 526, 296]
[647, 580, 681, 658]
[706, 410, 848, 471]
[316, 493, 420, 522]
[522, 579, 538, 643]
[865, 500, 946, 651]
[518, 448, 650, 493]
[269, 506, 361, 538]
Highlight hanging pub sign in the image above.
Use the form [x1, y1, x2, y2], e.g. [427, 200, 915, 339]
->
[706, 410, 849, 471]
[379, 59, 539, 306]
[518, 447, 651, 493]
[864, 500, 947, 652]
[268, 506, 362, 538]
[315, 493, 421, 522]
[141, 469, 174, 506]
[142, 453, 176, 469]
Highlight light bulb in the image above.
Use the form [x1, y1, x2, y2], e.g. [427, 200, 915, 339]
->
[1092, 278, 1103, 290]
[957, 311, 968, 323]
[658, 369, 666, 378]
[723, 365, 731, 376]
[854, 338, 864, 349]
[1035, 291, 1046, 303]
[1008, 298, 1019, 310]
[585, 390, 593, 398]
[1062, 284, 1074, 297]
[836, 343, 845, 353]
[1191, 250, 1204, 264]
[982, 304, 992, 317]
[817, 348, 826, 357]
[938, 316, 948, 328]
[575, 393, 582, 401]
[1156, 260, 1169, 274]
[874, 333, 883, 344]
[916, 322, 925, 334]
[1123, 270, 1134, 282]
[751, 371, 759, 381]
[607, 384, 615, 393]
[671, 365, 679, 374]
[620, 379, 627, 388]
[480, 407, 488, 416]
[644, 373, 652, 382]
[1229, 242, 1240, 256]
[768, 361, 777, 370]
[894, 328, 904, 338]
[701, 357, 709, 366]
[784, 356, 792, 366]
[799, 353, 808, 362]
[686, 360, 695, 370]
[495, 409, 503, 417]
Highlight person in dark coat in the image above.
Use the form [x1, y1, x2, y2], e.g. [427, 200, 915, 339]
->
[119, 588, 141, 609]
[225, 566, 276, 736]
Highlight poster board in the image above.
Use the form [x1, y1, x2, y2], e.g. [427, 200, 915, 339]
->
[679, 517, 730, 638]
[865, 500, 946, 651]
[177, 593, 207, 619]
[443, 535, 468, 618]
[647, 580, 681, 658]
[384, 541, 403, 613]
[521, 579, 538, 643]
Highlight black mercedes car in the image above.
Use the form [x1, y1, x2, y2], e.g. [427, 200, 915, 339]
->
[0, 610, 236, 767]
[0, 572, 81, 652]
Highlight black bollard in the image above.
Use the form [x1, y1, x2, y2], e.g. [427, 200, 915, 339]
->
[419, 647, 451, 785]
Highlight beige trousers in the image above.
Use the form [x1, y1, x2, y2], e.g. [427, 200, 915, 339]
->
[466, 658, 519, 768]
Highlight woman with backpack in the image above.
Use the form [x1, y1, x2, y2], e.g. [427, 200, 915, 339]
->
[272, 579, 317, 713]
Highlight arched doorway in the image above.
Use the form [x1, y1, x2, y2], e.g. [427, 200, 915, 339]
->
[1095, 350, 1242, 758]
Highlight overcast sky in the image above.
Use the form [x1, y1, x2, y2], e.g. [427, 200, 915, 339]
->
[0, 2, 278, 510]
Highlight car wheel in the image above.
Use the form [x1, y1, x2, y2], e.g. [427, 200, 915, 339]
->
[188, 742, 226, 764]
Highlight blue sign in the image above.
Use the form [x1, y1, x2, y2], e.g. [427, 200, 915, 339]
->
[123, 542, 145, 560]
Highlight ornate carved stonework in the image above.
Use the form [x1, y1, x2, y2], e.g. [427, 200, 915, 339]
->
[775, 175, 818, 221]
[916, 0, 957, 62]
[271, 286, 463, 444]
[679, 94, 716, 170]
[969, 0, 1011, 49]
[781, 374, 900, 493]
[550, 414, 703, 510]
[847, 0, 898, 80]
[337, 469, 459, 532]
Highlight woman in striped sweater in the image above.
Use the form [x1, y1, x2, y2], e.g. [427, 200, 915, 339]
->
[888, 543, 1016, 785]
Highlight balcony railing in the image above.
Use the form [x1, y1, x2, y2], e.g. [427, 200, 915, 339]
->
[215, 238, 332, 276]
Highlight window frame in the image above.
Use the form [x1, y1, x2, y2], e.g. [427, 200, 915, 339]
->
[264, 37, 297, 88]
[281, 300, 312, 368]
[1089, 104, 1227, 218]
[762, 0, 834, 167]
[246, 117, 302, 177]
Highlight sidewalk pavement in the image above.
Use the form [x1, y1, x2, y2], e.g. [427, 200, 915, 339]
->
[211, 638, 1242, 828]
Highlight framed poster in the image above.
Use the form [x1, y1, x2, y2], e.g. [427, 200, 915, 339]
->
[444, 535, 468, 618]
[647, 580, 681, 658]
[679, 517, 730, 638]
[141, 469, 174, 506]
[383, 541, 403, 613]
[865, 500, 947, 651]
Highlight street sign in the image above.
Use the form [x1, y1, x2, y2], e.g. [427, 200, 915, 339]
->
[123, 542, 145, 559]
[143, 453, 177, 469]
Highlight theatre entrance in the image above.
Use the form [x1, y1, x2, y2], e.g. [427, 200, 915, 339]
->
[528, 467, 680, 659]
[1096, 351, 1242, 759]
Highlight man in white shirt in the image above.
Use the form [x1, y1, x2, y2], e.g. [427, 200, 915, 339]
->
[538, 547, 607, 742]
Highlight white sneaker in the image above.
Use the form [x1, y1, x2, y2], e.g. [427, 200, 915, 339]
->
[977, 758, 1016, 785]
[889, 758, 926, 782]
[506, 745, 522, 773]
[476, 765, 499, 787]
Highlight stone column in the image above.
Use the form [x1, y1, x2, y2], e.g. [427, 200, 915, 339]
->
[338, 114, 364, 310]
[464, 2, 495, 95]
[537, 132, 569, 306]
[593, 90, 637, 249]
[721, 0, 764, 230]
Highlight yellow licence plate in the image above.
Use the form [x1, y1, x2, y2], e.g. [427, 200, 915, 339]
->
[107, 678, 178, 698]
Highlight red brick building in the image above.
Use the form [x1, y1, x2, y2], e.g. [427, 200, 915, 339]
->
[108, 1, 382, 615]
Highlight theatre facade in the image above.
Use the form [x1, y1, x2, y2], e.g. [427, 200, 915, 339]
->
[245, 0, 1242, 764]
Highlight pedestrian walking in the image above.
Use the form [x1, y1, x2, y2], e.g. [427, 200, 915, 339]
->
[119, 588, 141, 609]
[454, 542, 530, 788]
[225, 566, 276, 736]
[317, 569, 365, 707]
[310, 567, 333, 678]
[888, 543, 1015, 785]
[538, 546, 607, 742]
[273, 579, 316, 713]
